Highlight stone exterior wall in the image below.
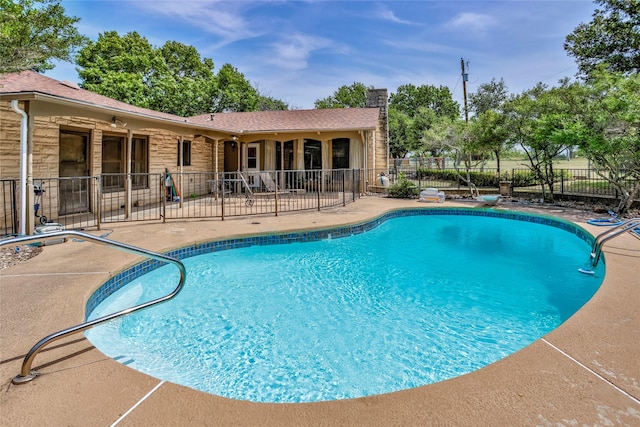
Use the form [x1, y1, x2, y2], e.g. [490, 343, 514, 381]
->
[0, 100, 214, 220]
[0, 100, 213, 180]
[1, 96, 383, 228]
[366, 89, 389, 171]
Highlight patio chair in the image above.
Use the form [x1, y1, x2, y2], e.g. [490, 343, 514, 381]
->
[259, 172, 292, 194]
[258, 172, 294, 205]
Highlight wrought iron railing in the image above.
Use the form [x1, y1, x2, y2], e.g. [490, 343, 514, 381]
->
[0, 169, 363, 235]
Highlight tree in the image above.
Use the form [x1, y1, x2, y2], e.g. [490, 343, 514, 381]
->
[151, 41, 217, 116]
[410, 107, 439, 156]
[258, 95, 289, 111]
[388, 108, 413, 159]
[422, 116, 479, 195]
[254, 83, 289, 111]
[469, 110, 511, 175]
[388, 84, 460, 158]
[389, 84, 460, 120]
[76, 32, 277, 115]
[504, 81, 586, 202]
[468, 78, 509, 116]
[0, 0, 87, 73]
[314, 82, 369, 109]
[76, 31, 160, 109]
[556, 68, 640, 213]
[468, 78, 511, 174]
[212, 63, 260, 112]
[564, 0, 640, 75]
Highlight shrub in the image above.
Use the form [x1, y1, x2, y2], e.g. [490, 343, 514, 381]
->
[388, 173, 420, 198]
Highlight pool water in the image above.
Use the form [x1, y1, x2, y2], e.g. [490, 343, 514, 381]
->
[86, 214, 603, 402]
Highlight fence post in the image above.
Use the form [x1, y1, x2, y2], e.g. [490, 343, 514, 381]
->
[353, 169, 357, 201]
[317, 171, 321, 211]
[221, 173, 225, 221]
[161, 173, 166, 223]
[342, 170, 346, 206]
[96, 177, 102, 230]
[274, 171, 279, 217]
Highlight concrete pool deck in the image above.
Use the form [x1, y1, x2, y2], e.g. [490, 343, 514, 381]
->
[1, 197, 639, 426]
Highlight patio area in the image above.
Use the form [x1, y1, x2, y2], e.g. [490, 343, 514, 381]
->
[1, 197, 639, 426]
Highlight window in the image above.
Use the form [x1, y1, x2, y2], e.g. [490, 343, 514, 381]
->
[247, 146, 257, 169]
[276, 141, 294, 170]
[102, 135, 148, 190]
[177, 140, 191, 166]
[331, 138, 350, 169]
[304, 139, 322, 170]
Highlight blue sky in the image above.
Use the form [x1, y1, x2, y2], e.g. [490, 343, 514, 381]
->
[46, 0, 597, 110]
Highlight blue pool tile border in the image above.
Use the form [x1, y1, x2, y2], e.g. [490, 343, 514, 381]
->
[85, 207, 594, 318]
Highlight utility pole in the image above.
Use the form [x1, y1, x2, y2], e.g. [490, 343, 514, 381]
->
[461, 58, 469, 123]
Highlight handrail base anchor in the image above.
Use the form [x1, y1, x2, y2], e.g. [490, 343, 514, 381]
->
[12, 371, 38, 384]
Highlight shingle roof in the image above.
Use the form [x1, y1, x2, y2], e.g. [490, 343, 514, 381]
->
[190, 108, 379, 134]
[0, 70, 185, 122]
[0, 71, 380, 134]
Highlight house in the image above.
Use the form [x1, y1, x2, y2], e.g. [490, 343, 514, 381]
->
[0, 71, 388, 234]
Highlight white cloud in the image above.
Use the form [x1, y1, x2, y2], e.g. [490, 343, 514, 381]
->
[381, 38, 454, 55]
[267, 34, 333, 71]
[374, 5, 415, 25]
[448, 12, 498, 32]
[130, 1, 259, 46]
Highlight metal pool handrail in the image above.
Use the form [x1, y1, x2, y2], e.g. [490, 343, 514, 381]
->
[590, 218, 640, 267]
[1, 230, 187, 385]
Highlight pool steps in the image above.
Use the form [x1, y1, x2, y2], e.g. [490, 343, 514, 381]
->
[589, 217, 640, 267]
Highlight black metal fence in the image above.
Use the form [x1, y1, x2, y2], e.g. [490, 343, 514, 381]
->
[162, 169, 362, 220]
[1, 179, 17, 236]
[0, 169, 363, 236]
[366, 166, 638, 201]
[3, 165, 636, 237]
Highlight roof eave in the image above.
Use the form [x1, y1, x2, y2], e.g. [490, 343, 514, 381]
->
[239, 126, 377, 134]
[1, 91, 232, 138]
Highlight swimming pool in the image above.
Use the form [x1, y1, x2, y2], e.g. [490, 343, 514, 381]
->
[86, 208, 603, 403]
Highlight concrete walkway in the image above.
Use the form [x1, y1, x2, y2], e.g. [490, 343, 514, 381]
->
[1, 197, 639, 426]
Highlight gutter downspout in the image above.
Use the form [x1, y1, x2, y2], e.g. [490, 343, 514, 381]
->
[11, 100, 28, 235]
[362, 130, 368, 194]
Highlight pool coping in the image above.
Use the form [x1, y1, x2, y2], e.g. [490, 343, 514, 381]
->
[1, 197, 639, 426]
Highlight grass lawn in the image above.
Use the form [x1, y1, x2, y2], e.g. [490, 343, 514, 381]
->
[478, 157, 591, 170]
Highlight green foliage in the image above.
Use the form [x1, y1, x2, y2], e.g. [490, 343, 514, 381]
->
[212, 63, 260, 112]
[258, 95, 289, 111]
[420, 114, 463, 157]
[503, 80, 587, 201]
[388, 84, 461, 158]
[76, 32, 286, 115]
[415, 168, 566, 188]
[553, 67, 640, 212]
[469, 110, 512, 174]
[387, 173, 420, 198]
[388, 108, 413, 158]
[468, 78, 509, 115]
[314, 82, 369, 109]
[152, 41, 217, 116]
[564, 0, 640, 75]
[77, 31, 160, 109]
[0, 0, 87, 73]
[390, 84, 460, 120]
